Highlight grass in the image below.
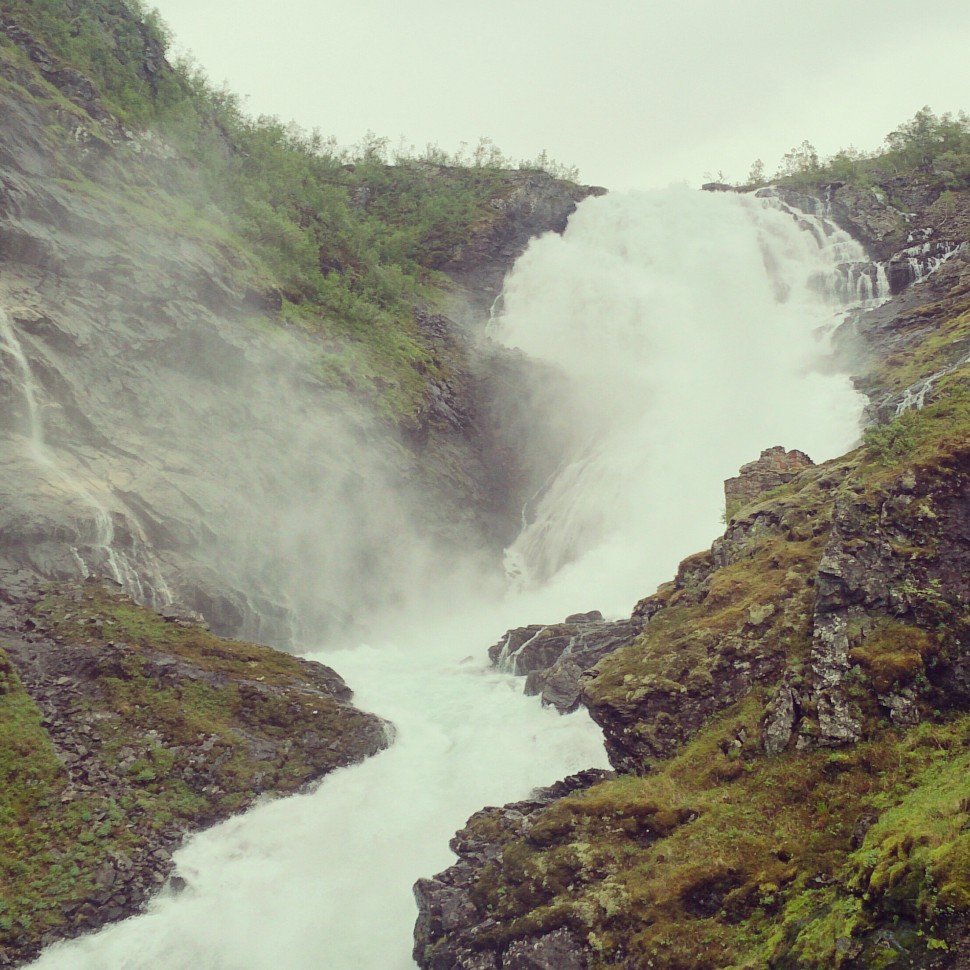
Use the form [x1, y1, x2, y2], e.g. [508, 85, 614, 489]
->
[0, 651, 106, 944]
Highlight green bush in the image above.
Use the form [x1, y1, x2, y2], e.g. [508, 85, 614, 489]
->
[863, 412, 921, 464]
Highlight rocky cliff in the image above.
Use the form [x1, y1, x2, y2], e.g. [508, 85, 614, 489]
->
[413, 178, 970, 967]
[0, 3, 598, 962]
[0, 59, 592, 642]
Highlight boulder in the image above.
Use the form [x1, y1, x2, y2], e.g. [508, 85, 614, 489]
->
[489, 613, 635, 713]
[724, 446, 814, 517]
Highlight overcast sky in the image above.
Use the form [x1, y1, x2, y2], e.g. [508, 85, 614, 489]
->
[150, 0, 970, 191]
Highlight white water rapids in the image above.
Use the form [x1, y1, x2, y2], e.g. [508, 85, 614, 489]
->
[29, 187, 879, 969]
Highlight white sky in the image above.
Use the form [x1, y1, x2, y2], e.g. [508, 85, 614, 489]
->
[150, 0, 970, 191]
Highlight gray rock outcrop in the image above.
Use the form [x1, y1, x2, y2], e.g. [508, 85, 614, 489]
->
[413, 770, 611, 970]
[489, 611, 635, 713]
[724, 446, 814, 517]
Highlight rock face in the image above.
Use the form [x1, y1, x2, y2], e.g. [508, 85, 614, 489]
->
[0, 38, 590, 646]
[772, 179, 969, 268]
[440, 175, 606, 325]
[724, 446, 814, 517]
[413, 770, 611, 970]
[418, 435, 970, 967]
[488, 611, 636, 713]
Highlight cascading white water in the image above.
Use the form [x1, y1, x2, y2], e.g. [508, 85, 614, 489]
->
[0, 307, 46, 460]
[493, 187, 878, 615]
[29, 187, 874, 970]
[0, 308, 172, 606]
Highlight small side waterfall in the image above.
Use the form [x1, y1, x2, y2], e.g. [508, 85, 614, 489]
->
[0, 307, 172, 606]
[754, 186, 891, 308]
[0, 305, 46, 460]
[887, 229, 966, 292]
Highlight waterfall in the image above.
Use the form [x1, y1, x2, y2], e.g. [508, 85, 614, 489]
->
[491, 187, 878, 614]
[28, 187, 875, 969]
[0, 307, 172, 607]
[0, 306, 46, 460]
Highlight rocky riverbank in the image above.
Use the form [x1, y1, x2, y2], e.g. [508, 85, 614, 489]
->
[0, 577, 389, 966]
[413, 178, 970, 968]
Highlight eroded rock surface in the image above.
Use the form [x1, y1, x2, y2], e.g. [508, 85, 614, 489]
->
[488, 611, 635, 713]
[0, 65, 590, 646]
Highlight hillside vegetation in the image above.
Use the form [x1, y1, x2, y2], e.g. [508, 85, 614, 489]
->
[751, 107, 970, 196]
[0, 0, 577, 421]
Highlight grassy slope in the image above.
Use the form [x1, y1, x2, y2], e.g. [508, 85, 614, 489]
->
[448, 415, 970, 969]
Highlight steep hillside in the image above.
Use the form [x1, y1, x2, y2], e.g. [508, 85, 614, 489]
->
[0, 1, 597, 963]
[0, 0, 597, 641]
[414, 145, 970, 967]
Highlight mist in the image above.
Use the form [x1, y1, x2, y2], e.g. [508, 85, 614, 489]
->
[0, 260, 507, 651]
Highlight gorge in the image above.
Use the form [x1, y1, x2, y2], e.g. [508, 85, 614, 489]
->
[3, 4, 970, 969]
[22, 182, 878, 970]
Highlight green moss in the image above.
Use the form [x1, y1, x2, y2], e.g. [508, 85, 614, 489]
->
[848, 727, 970, 926]
[585, 531, 820, 767]
[0, 653, 104, 944]
[773, 890, 866, 968]
[848, 621, 937, 694]
[37, 583, 320, 688]
[866, 307, 970, 401]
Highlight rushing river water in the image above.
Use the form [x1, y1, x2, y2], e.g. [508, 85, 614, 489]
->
[29, 187, 883, 969]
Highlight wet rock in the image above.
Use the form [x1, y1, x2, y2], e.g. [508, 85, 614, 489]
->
[0, 69, 591, 652]
[883, 689, 920, 728]
[524, 659, 584, 713]
[0, 578, 390, 964]
[489, 614, 635, 713]
[440, 173, 605, 325]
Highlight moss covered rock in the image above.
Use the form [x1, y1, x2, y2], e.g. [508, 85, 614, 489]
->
[0, 578, 388, 966]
